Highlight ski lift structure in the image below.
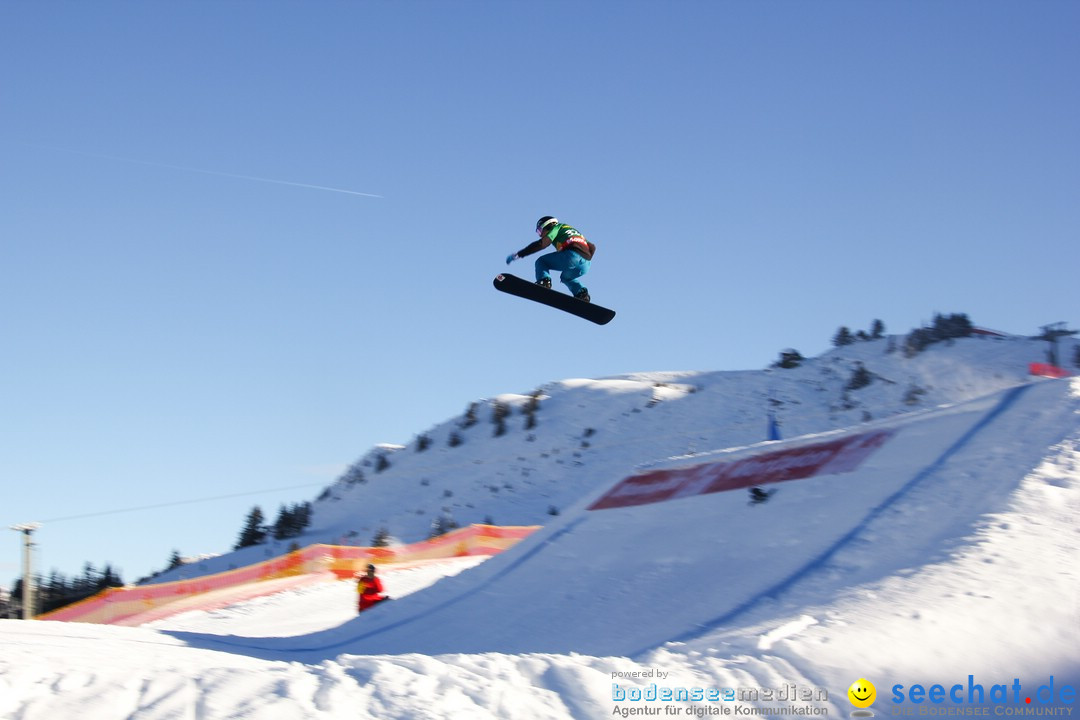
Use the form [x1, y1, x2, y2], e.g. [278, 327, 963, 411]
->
[1029, 322, 1076, 378]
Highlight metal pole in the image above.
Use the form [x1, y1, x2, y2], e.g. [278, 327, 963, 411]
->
[11, 523, 40, 620]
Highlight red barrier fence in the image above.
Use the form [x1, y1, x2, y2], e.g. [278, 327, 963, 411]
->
[38, 524, 539, 625]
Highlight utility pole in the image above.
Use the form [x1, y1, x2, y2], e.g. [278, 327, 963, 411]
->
[1038, 322, 1077, 368]
[10, 523, 40, 619]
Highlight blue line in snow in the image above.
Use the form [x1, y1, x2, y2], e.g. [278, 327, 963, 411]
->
[275, 515, 591, 654]
[631, 383, 1031, 658]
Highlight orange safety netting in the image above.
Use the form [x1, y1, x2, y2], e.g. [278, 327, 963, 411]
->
[38, 524, 538, 625]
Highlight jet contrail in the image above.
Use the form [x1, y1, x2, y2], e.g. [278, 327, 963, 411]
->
[26, 143, 383, 198]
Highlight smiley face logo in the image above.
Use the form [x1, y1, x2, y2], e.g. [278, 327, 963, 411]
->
[848, 679, 876, 708]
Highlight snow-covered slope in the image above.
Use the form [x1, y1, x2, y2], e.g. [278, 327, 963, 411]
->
[154, 334, 1047, 583]
[2, 336, 1078, 719]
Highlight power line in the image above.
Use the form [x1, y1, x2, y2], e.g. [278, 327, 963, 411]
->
[23, 142, 384, 198]
[40, 482, 327, 524]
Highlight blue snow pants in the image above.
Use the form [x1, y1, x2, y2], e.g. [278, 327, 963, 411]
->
[535, 251, 590, 296]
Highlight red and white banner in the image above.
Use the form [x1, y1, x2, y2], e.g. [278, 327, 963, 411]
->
[588, 429, 896, 511]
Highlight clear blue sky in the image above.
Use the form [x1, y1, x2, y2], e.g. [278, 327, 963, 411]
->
[2, 0, 1077, 584]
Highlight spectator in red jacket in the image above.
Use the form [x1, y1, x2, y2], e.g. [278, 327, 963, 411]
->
[356, 563, 388, 613]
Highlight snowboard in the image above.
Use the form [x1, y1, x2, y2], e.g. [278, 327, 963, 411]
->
[494, 273, 616, 325]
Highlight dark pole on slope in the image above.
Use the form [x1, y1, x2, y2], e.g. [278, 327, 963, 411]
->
[10, 523, 40, 619]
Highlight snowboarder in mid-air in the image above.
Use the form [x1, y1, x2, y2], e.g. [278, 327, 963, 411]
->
[506, 216, 596, 303]
[496, 216, 614, 324]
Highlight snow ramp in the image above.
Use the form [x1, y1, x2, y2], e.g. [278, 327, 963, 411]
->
[172, 378, 1079, 660]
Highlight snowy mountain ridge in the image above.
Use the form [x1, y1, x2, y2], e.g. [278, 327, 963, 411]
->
[155, 330, 1067, 584]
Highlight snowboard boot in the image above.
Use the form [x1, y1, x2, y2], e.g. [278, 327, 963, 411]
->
[575, 289, 591, 303]
[536, 278, 552, 289]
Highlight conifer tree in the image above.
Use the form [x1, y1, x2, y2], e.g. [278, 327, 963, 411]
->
[235, 506, 267, 549]
[271, 502, 313, 540]
[372, 527, 391, 547]
[272, 505, 295, 540]
[428, 515, 458, 539]
[773, 349, 805, 369]
[98, 564, 123, 591]
[340, 460, 366, 486]
[492, 401, 510, 437]
[846, 362, 873, 391]
[295, 501, 311, 531]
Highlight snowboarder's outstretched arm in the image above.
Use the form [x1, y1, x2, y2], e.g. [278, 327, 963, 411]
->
[507, 236, 551, 264]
